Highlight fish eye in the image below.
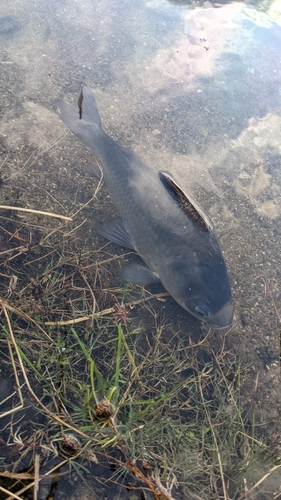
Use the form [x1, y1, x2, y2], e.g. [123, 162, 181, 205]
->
[195, 304, 211, 318]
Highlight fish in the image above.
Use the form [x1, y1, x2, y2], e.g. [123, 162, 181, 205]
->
[58, 85, 233, 328]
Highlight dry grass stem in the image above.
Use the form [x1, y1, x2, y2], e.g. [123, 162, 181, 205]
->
[63, 217, 88, 237]
[237, 465, 281, 500]
[44, 292, 169, 326]
[0, 299, 53, 342]
[264, 277, 281, 322]
[3, 133, 66, 183]
[0, 339, 24, 418]
[0, 302, 90, 438]
[0, 246, 28, 258]
[0, 205, 72, 221]
[5, 459, 69, 500]
[0, 487, 24, 500]
[198, 373, 228, 500]
[33, 453, 40, 500]
[0, 472, 35, 480]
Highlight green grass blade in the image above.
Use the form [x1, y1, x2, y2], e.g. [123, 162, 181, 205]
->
[115, 323, 123, 389]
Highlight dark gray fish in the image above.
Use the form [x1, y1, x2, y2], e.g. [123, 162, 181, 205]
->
[59, 86, 233, 328]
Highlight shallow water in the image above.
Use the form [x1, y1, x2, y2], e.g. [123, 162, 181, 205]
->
[0, 0, 280, 498]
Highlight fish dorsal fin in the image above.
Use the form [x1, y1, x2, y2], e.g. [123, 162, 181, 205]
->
[159, 171, 213, 232]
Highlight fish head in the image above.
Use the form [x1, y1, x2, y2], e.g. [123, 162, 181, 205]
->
[163, 257, 233, 329]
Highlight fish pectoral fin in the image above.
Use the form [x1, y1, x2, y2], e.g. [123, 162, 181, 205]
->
[84, 163, 103, 180]
[122, 264, 160, 284]
[97, 218, 135, 250]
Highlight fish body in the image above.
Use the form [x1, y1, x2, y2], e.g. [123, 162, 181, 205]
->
[59, 86, 233, 328]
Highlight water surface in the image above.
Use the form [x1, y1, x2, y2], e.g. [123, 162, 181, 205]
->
[0, 0, 280, 498]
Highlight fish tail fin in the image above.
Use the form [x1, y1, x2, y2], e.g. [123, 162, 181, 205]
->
[58, 85, 103, 149]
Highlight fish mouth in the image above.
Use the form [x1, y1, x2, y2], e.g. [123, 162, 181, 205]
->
[206, 300, 234, 330]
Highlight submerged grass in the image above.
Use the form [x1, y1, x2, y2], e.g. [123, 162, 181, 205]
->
[0, 301, 280, 500]
[0, 144, 280, 500]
